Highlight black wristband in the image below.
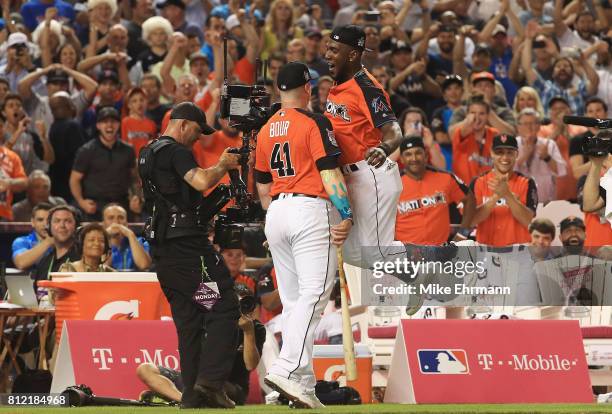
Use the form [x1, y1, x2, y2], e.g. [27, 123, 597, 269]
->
[377, 142, 392, 156]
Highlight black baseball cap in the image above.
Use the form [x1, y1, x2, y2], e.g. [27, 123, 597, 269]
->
[442, 74, 463, 90]
[170, 102, 216, 135]
[474, 43, 492, 56]
[549, 95, 570, 108]
[47, 69, 69, 84]
[391, 40, 412, 54]
[98, 69, 120, 84]
[96, 106, 120, 122]
[305, 28, 323, 39]
[277, 62, 312, 91]
[156, 0, 185, 9]
[330, 25, 372, 52]
[400, 136, 425, 152]
[438, 24, 456, 34]
[560, 216, 585, 232]
[492, 134, 518, 150]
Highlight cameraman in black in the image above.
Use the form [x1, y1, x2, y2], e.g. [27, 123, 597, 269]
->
[139, 102, 242, 409]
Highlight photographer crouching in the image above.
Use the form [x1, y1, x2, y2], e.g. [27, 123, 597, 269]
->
[138, 102, 242, 409]
[136, 285, 266, 406]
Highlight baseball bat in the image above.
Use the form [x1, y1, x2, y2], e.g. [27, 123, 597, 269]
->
[336, 247, 357, 381]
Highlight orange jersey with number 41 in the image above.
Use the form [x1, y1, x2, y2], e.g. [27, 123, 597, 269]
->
[255, 108, 340, 199]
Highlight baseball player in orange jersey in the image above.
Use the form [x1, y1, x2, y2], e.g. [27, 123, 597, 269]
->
[253, 62, 354, 409]
[324, 25, 407, 269]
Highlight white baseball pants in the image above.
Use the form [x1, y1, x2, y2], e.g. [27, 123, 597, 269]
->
[264, 194, 340, 392]
[341, 159, 407, 269]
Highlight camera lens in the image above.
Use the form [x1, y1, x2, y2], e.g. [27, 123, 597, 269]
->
[239, 295, 256, 314]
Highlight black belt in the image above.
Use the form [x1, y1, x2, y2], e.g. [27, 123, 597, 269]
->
[341, 163, 360, 174]
[271, 193, 318, 201]
[480, 245, 527, 253]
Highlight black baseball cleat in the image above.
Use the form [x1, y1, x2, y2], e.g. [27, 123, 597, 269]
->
[194, 383, 236, 409]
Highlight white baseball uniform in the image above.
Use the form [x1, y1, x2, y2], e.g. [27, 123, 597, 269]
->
[254, 108, 342, 392]
[325, 67, 407, 269]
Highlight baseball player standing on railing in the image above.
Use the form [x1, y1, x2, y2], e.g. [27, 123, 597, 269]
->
[254, 62, 354, 409]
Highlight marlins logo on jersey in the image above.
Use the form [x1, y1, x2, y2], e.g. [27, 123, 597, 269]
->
[371, 96, 390, 114]
[417, 349, 469, 374]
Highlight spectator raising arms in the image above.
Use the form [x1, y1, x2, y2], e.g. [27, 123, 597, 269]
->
[451, 96, 499, 185]
[522, 20, 599, 116]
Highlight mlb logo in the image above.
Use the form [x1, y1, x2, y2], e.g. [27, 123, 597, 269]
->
[417, 349, 469, 374]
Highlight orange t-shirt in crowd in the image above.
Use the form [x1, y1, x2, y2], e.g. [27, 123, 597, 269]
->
[325, 68, 396, 165]
[192, 130, 242, 195]
[255, 108, 340, 199]
[0, 146, 26, 220]
[234, 57, 255, 85]
[451, 126, 498, 185]
[469, 170, 538, 246]
[395, 167, 468, 245]
[121, 116, 158, 158]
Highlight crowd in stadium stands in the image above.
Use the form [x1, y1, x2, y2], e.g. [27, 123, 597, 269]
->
[2, 0, 612, 296]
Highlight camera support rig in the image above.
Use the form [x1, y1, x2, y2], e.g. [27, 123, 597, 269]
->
[202, 36, 274, 248]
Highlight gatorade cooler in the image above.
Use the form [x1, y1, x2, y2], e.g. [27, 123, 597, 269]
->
[38, 272, 172, 343]
[313, 344, 372, 403]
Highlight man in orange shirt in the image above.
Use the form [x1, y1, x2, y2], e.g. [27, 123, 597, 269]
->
[452, 96, 499, 185]
[254, 62, 353, 409]
[395, 136, 468, 245]
[466, 134, 538, 246]
[324, 25, 406, 269]
[578, 150, 612, 247]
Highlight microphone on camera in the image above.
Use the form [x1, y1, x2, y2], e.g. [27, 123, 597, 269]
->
[563, 116, 612, 129]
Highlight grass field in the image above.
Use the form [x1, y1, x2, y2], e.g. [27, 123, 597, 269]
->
[1, 404, 612, 414]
